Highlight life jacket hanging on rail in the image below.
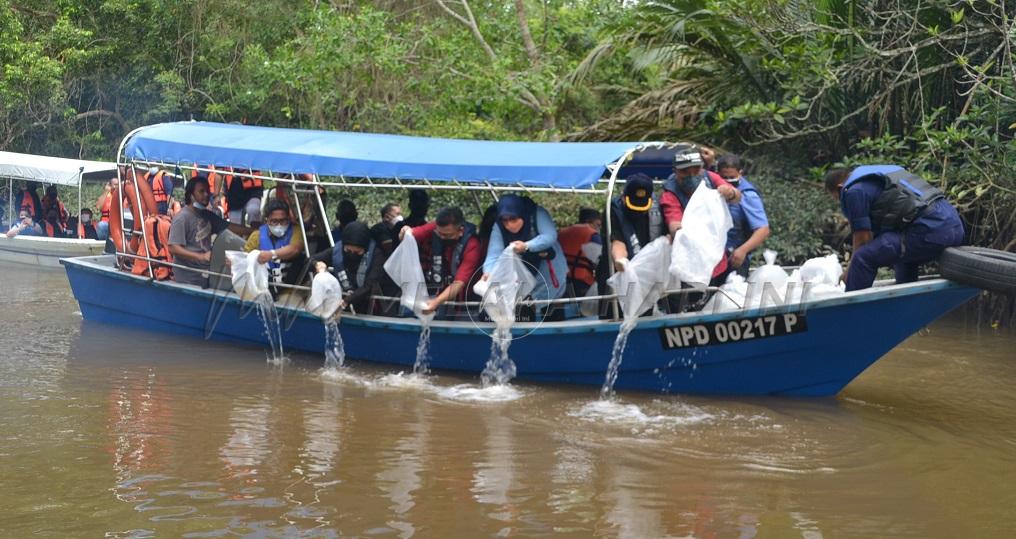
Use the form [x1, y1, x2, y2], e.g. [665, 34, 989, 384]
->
[131, 214, 174, 281]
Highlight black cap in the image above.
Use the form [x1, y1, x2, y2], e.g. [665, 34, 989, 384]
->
[342, 221, 371, 248]
[623, 173, 654, 211]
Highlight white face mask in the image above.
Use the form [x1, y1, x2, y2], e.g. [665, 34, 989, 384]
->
[269, 224, 288, 237]
[81, 215, 91, 224]
[388, 214, 403, 225]
[193, 201, 207, 210]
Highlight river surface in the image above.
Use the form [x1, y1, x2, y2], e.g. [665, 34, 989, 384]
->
[2, 261, 1015, 538]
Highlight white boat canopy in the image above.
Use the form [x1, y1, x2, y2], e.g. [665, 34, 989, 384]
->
[0, 151, 117, 186]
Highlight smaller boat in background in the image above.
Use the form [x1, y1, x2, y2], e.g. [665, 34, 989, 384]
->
[1, 151, 115, 267]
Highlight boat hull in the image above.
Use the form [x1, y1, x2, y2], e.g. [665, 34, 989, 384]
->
[62, 256, 978, 396]
[0, 236, 105, 267]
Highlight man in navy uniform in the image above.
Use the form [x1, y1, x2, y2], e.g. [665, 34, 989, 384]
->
[825, 165, 964, 291]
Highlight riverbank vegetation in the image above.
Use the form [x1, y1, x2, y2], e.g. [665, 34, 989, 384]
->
[3, 0, 1014, 321]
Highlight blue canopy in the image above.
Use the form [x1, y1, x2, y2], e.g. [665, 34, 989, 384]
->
[124, 121, 653, 189]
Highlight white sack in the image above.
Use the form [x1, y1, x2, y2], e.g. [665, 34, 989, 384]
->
[670, 182, 733, 285]
[480, 246, 537, 325]
[799, 253, 843, 286]
[383, 232, 434, 322]
[227, 250, 269, 301]
[307, 270, 343, 320]
[748, 249, 788, 288]
[703, 272, 749, 312]
[608, 236, 671, 323]
[578, 282, 599, 318]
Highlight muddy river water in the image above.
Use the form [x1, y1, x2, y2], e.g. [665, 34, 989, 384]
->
[1, 261, 1014, 537]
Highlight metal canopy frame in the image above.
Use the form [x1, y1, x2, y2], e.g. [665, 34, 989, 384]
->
[113, 124, 693, 320]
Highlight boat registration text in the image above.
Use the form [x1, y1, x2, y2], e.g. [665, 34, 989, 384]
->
[659, 313, 808, 349]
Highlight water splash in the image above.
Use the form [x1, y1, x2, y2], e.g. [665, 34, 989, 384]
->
[413, 323, 431, 375]
[254, 294, 286, 364]
[480, 324, 516, 387]
[324, 320, 345, 369]
[599, 320, 636, 399]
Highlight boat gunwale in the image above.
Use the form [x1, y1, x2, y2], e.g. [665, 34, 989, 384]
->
[61, 254, 977, 336]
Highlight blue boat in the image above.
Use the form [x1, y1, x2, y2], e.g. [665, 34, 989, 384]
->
[61, 121, 979, 396]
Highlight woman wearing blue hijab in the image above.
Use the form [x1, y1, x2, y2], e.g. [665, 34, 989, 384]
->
[482, 194, 567, 305]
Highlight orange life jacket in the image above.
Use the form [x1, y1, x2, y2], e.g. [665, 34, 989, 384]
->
[43, 220, 65, 238]
[147, 171, 169, 203]
[131, 214, 174, 281]
[42, 196, 69, 227]
[100, 194, 112, 222]
[226, 171, 263, 191]
[558, 224, 598, 287]
[77, 221, 97, 240]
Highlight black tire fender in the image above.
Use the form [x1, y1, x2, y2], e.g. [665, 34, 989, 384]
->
[940, 246, 1016, 294]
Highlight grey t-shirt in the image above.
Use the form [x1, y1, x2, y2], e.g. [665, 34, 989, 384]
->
[168, 206, 228, 286]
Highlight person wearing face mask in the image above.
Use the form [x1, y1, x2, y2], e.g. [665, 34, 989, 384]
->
[716, 154, 770, 276]
[325, 221, 399, 315]
[75, 208, 99, 240]
[6, 210, 43, 238]
[370, 203, 402, 256]
[660, 148, 741, 285]
[244, 198, 307, 296]
[481, 194, 567, 307]
[400, 206, 482, 317]
[169, 176, 253, 287]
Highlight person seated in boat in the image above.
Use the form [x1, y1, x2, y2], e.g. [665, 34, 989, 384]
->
[404, 189, 430, 228]
[481, 194, 567, 311]
[244, 198, 308, 298]
[661, 148, 741, 286]
[716, 154, 770, 277]
[825, 165, 964, 291]
[467, 204, 499, 304]
[70, 208, 99, 240]
[331, 199, 358, 244]
[330, 221, 400, 315]
[15, 182, 43, 223]
[400, 206, 482, 317]
[41, 185, 69, 229]
[559, 208, 603, 298]
[370, 203, 402, 256]
[6, 209, 43, 238]
[169, 176, 253, 288]
[224, 169, 264, 227]
[40, 205, 68, 238]
[94, 177, 118, 241]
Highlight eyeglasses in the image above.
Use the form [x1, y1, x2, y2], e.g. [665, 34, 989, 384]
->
[267, 218, 290, 226]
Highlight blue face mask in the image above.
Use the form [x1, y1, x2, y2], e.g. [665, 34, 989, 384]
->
[681, 172, 706, 193]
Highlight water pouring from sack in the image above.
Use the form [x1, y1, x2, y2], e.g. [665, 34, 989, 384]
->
[602, 237, 672, 398]
[601, 183, 733, 398]
[307, 261, 345, 369]
[384, 233, 435, 374]
[227, 250, 287, 363]
[475, 246, 536, 387]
